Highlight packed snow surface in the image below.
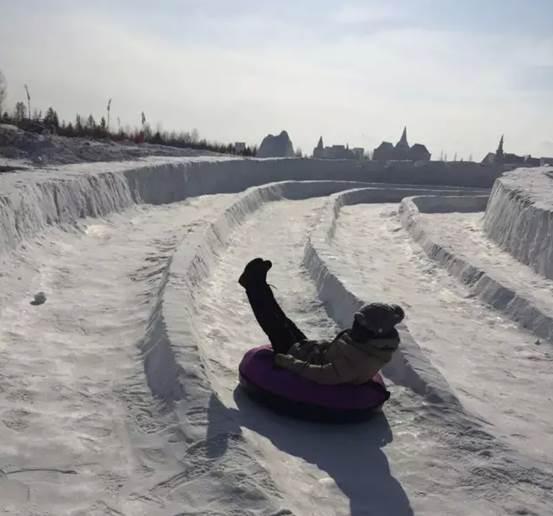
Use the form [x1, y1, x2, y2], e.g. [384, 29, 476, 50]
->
[1, 158, 552, 515]
[0, 194, 236, 514]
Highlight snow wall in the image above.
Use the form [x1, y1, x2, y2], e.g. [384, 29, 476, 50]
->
[0, 157, 498, 259]
[400, 193, 553, 343]
[484, 167, 553, 280]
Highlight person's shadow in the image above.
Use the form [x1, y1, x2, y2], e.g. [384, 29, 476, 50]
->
[205, 390, 413, 516]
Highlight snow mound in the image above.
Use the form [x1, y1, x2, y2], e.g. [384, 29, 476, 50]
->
[484, 166, 553, 279]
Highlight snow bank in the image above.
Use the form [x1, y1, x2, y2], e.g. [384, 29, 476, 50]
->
[302, 186, 486, 407]
[0, 156, 497, 258]
[400, 194, 553, 343]
[484, 167, 553, 279]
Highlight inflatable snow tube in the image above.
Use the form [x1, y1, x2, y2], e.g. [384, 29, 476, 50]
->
[238, 345, 390, 422]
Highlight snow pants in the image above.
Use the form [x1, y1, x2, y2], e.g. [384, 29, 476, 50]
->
[244, 284, 307, 354]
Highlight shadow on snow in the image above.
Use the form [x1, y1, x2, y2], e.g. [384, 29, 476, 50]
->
[205, 391, 413, 516]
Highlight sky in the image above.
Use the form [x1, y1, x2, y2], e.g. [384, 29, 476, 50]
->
[1, 0, 552, 160]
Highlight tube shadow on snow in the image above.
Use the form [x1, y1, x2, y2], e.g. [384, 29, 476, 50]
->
[206, 392, 414, 516]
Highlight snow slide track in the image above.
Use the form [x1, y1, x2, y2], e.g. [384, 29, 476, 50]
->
[400, 194, 553, 343]
[3, 159, 552, 512]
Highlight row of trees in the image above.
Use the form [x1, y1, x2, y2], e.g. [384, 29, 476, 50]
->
[0, 71, 257, 156]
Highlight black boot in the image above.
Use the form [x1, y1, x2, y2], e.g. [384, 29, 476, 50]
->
[238, 257, 272, 289]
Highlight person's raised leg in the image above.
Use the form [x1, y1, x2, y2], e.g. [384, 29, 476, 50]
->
[239, 258, 306, 354]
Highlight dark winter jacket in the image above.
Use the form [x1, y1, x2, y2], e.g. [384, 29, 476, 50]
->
[274, 329, 399, 385]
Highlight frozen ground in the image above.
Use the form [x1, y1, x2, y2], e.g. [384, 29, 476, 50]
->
[1, 160, 552, 515]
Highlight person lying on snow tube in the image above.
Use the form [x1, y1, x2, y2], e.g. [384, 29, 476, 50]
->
[238, 257, 404, 418]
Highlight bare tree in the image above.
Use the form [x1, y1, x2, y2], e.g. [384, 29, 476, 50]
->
[24, 84, 31, 120]
[106, 98, 112, 131]
[14, 101, 26, 121]
[0, 70, 6, 115]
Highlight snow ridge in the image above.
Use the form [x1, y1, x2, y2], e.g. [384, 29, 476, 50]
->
[0, 155, 501, 259]
[400, 194, 553, 343]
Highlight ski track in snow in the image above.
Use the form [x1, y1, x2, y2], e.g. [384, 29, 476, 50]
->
[1, 186, 553, 515]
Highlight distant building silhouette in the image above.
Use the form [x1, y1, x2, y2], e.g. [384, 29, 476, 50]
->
[313, 136, 364, 159]
[481, 135, 540, 167]
[372, 127, 430, 161]
[258, 130, 295, 157]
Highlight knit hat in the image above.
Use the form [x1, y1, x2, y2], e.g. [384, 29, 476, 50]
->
[354, 303, 405, 336]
